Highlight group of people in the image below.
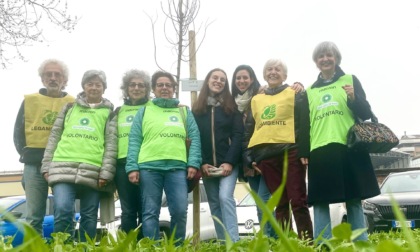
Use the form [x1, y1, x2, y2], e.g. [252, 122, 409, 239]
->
[13, 41, 380, 245]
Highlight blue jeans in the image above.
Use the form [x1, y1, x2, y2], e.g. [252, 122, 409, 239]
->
[115, 162, 142, 235]
[53, 183, 100, 242]
[203, 167, 239, 242]
[314, 198, 368, 241]
[23, 163, 48, 235]
[140, 169, 188, 244]
[248, 174, 275, 237]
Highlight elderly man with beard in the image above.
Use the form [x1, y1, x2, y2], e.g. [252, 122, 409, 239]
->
[13, 59, 75, 236]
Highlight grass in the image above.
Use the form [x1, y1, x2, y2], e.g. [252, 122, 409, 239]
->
[2, 152, 420, 251]
[3, 223, 420, 251]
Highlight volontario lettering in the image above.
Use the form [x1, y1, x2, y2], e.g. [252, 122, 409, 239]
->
[66, 133, 99, 141]
[314, 110, 344, 121]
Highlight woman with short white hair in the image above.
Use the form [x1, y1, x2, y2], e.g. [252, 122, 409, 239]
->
[306, 41, 380, 241]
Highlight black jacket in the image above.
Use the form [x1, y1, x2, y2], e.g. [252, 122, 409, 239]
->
[193, 106, 243, 167]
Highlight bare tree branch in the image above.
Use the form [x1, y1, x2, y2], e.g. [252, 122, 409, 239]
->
[146, 0, 213, 98]
[144, 10, 166, 73]
[0, 0, 79, 69]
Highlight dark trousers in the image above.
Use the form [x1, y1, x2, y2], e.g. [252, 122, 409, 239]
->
[115, 162, 143, 239]
[259, 149, 313, 240]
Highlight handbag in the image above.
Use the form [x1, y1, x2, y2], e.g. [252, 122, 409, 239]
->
[207, 165, 224, 177]
[347, 111, 399, 153]
[179, 107, 201, 192]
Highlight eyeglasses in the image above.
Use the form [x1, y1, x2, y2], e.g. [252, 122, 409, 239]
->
[156, 83, 173, 88]
[43, 71, 63, 79]
[128, 83, 146, 88]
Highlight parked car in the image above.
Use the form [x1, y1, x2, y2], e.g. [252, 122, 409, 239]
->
[236, 192, 347, 236]
[106, 181, 217, 241]
[363, 170, 420, 233]
[0, 195, 80, 247]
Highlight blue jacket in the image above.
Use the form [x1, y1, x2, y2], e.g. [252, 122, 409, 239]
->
[125, 98, 202, 174]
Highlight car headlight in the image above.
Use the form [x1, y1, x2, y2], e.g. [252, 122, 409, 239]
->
[362, 200, 377, 211]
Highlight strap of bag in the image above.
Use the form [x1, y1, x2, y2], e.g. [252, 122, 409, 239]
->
[370, 111, 378, 123]
[355, 106, 378, 124]
[179, 107, 188, 138]
[211, 107, 217, 166]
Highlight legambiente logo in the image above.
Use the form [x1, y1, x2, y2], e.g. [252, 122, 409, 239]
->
[80, 118, 90, 125]
[42, 110, 59, 125]
[165, 115, 183, 127]
[317, 93, 339, 110]
[119, 115, 134, 127]
[261, 104, 276, 120]
[72, 118, 95, 131]
[126, 115, 134, 123]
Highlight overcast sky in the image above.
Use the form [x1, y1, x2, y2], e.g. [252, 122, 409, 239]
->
[1, 0, 419, 172]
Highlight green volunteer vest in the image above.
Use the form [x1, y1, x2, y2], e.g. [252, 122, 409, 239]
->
[24, 93, 74, 148]
[248, 87, 296, 148]
[117, 102, 151, 159]
[52, 104, 110, 167]
[306, 74, 355, 151]
[138, 105, 187, 163]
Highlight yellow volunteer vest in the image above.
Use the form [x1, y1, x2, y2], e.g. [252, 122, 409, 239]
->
[248, 87, 295, 148]
[24, 93, 74, 148]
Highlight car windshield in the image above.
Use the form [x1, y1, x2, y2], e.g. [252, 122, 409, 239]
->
[0, 198, 22, 210]
[237, 193, 256, 206]
[381, 173, 420, 193]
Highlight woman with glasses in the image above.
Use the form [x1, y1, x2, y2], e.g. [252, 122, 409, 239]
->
[114, 69, 152, 238]
[126, 70, 201, 244]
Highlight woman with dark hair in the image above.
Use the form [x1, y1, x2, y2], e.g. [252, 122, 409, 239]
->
[192, 68, 243, 242]
[306, 41, 380, 241]
[114, 69, 152, 237]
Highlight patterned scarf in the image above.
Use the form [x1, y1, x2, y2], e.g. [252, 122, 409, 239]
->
[235, 90, 252, 113]
[207, 96, 222, 107]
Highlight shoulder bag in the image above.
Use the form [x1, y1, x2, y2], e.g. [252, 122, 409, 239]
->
[347, 110, 399, 153]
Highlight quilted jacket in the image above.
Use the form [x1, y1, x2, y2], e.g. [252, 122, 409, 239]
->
[41, 92, 117, 193]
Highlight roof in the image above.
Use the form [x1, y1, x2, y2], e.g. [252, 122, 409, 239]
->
[370, 150, 410, 168]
